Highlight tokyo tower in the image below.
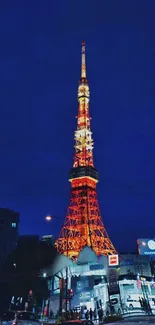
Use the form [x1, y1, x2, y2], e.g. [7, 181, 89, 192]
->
[55, 41, 116, 260]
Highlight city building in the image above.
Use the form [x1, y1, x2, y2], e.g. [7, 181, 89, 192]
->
[41, 235, 54, 246]
[18, 235, 39, 247]
[0, 208, 19, 269]
[0, 234, 55, 312]
[43, 250, 155, 316]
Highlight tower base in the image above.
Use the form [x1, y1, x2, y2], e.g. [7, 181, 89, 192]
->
[55, 185, 116, 260]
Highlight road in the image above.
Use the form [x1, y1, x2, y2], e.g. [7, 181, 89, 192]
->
[112, 315, 155, 324]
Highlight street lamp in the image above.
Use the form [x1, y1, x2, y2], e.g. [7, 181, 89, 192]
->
[45, 215, 58, 221]
[45, 215, 52, 221]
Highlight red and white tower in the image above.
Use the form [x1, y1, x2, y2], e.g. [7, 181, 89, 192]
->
[55, 41, 116, 260]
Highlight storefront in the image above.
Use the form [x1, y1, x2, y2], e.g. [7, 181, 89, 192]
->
[42, 250, 155, 317]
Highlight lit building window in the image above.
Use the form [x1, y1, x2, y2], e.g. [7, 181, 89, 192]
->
[12, 223, 16, 228]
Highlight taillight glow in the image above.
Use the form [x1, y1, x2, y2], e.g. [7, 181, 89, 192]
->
[13, 320, 18, 325]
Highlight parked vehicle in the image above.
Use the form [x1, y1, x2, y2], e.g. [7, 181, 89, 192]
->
[125, 298, 140, 310]
[105, 298, 122, 316]
[0, 311, 41, 325]
[125, 296, 155, 310]
[148, 297, 155, 309]
[61, 321, 94, 325]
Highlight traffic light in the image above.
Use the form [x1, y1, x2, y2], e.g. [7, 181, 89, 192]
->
[28, 290, 33, 302]
[70, 289, 73, 297]
[67, 289, 74, 298]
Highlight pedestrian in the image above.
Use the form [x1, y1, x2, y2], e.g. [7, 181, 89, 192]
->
[93, 308, 96, 320]
[89, 309, 93, 321]
[100, 308, 104, 322]
[98, 309, 102, 323]
[85, 310, 89, 320]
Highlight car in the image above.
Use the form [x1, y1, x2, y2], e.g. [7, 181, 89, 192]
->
[125, 298, 141, 310]
[105, 298, 122, 316]
[61, 321, 94, 325]
[0, 311, 41, 325]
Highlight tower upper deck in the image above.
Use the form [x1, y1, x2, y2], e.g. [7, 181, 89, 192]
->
[70, 41, 97, 183]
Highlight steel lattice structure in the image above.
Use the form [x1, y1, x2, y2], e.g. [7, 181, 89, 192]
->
[55, 41, 116, 260]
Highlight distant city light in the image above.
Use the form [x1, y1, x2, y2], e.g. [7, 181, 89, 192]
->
[142, 241, 146, 246]
[12, 222, 16, 228]
[43, 272, 47, 278]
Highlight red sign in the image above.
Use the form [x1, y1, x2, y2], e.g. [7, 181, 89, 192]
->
[137, 280, 141, 289]
[44, 306, 47, 316]
[108, 254, 119, 266]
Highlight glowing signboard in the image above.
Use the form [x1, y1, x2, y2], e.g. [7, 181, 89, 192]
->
[108, 254, 119, 266]
[137, 238, 155, 255]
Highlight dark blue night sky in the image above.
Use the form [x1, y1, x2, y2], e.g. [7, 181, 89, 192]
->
[0, 1, 155, 253]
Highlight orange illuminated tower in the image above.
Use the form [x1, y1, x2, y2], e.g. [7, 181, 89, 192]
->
[55, 41, 116, 260]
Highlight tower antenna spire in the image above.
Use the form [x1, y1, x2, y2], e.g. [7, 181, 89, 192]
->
[81, 40, 86, 78]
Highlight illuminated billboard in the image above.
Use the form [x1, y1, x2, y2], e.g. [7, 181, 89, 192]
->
[137, 238, 155, 255]
[108, 254, 119, 266]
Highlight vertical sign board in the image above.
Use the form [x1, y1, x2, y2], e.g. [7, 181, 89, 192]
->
[108, 255, 119, 295]
[108, 268, 119, 295]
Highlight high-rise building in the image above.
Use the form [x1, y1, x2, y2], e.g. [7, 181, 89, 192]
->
[55, 42, 116, 260]
[0, 208, 19, 268]
[18, 235, 39, 247]
[41, 235, 54, 246]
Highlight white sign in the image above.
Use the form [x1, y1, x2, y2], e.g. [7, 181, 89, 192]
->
[108, 254, 119, 266]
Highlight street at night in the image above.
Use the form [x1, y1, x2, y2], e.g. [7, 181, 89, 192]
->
[0, 1, 155, 324]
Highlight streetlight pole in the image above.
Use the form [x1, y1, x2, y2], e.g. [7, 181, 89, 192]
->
[44, 215, 60, 316]
[45, 215, 69, 317]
